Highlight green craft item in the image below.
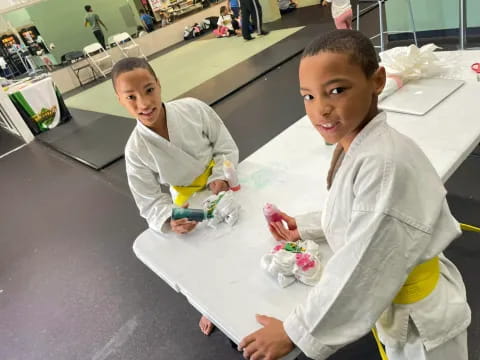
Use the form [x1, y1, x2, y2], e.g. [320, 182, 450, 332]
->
[284, 242, 306, 253]
[205, 192, 225, 218]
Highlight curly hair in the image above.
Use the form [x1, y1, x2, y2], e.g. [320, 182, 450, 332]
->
[302, 29, 379, 78]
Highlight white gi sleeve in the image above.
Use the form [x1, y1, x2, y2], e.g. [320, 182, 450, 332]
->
[126, 151, 173, 233]
[196, 100, 239, 184]
[284, 212, 423, 359]
[296, 212, 325, 243]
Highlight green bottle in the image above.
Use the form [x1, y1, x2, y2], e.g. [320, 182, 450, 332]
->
[171, 208, 213, 222]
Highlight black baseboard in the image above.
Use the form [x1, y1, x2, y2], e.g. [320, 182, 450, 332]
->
[388, 26, 480, 42]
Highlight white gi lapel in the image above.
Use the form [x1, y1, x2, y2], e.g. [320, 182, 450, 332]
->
[136, 108, 206, 186]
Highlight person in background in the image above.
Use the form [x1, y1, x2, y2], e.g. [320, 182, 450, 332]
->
[322, 0, 352, 30]
[228, 0, 241, 18]
[217, 6, 241, 37]
[159, 11, 170, 27]
[84, 5, 108, 49]
[278, 0, 297, 15]
[239, 0, 269, 40]
[139, 9, 155, 33]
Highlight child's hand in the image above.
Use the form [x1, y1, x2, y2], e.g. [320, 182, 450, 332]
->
[268, 212, 300, 242]
[321, 0, 329, 6]
[171, 218, 197, 234]
[170, 202, 197, 234]
[209, 180, 229, 194]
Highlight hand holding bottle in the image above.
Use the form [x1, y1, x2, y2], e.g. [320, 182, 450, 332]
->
[209, 179, 229, 194]
[269, 212, 300, 242]
[263, 204, 300, 242]
[170, 203, 198, 234]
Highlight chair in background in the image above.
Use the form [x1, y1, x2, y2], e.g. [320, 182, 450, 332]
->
[83, 42, 114, 78]
[112, 32, 146, 59]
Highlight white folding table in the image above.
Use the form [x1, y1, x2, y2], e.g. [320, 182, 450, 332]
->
[133, 50, 480, 359]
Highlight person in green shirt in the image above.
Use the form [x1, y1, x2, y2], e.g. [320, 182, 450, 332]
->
[84, 5, 108, 49]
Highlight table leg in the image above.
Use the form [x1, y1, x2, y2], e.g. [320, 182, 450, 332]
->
[459, 0, 466, 50]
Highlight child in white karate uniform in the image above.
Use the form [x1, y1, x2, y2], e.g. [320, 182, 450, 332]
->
[112, 57, 239, 336]
[239, 30, 470, 360]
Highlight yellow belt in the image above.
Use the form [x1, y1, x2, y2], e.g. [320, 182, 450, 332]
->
[372, 257, 440, 360]
[460, 223, 480, 232]
[171, 160, 215, 206]
[373, 222, 479, 359]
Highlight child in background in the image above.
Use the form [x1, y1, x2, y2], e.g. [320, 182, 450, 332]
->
[228, 0, 241, 18]
[239, 30, 470, 360]
[112, 57, 239, 336]
[322, 0, 352, 30]
[139, 9, 155, 32]
[217, 6, 241, 37]
[278, 0, 297, 15]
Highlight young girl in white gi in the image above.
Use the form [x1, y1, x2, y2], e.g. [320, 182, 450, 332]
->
[239, 30, 470, 360]
[112, 57, 239, 335]
[217, 6, 241, 37]
[322, 0, 352, 30]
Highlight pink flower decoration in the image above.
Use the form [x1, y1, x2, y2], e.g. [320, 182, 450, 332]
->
[296, 253, 315, 271]
[273, 244, 284, 252]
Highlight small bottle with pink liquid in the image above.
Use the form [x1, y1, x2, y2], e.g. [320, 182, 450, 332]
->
[263, 203, 283, 223]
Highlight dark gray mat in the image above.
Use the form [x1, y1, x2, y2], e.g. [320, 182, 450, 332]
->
[0, 127, 24, 156]
[473, 144, 480, 156]
[0, 142, 247, 360]
[100, 157, 130, 193]
[213, 55, 304, 160]
[37, 108, 134, 170]
[446, 155, 480, 202]
[445, 195, 480, 360]
[36, 108, 103, 142]
[179, 24, 326, 106]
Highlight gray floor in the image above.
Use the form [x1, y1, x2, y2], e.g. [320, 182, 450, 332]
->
[1, 4, 479, 360]
[0, 127, 24, 156]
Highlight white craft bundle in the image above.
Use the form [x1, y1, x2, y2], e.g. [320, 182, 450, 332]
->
[379, 43, 449, 101]
[261, 240, 323, 288]
[202, 190, 241, 228]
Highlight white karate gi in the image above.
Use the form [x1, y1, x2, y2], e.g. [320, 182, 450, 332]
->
[283, 112, 470, 360]
[125, 97, 239, 233]
[326, 0, 351, 18]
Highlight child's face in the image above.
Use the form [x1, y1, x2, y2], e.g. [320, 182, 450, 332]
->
[299, 52, 385, 149]
[115, 68, 163, 128]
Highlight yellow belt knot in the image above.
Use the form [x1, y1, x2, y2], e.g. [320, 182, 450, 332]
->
[372, 256, 440, 360]
[171, 160, 215, 206]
